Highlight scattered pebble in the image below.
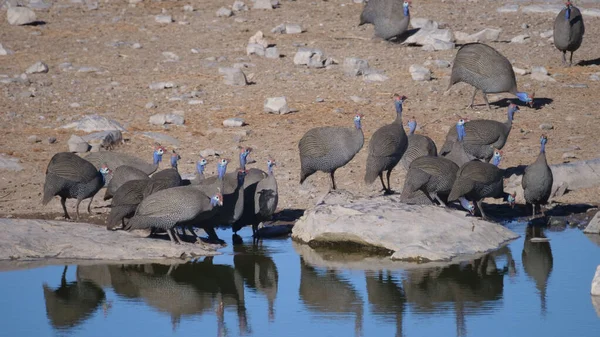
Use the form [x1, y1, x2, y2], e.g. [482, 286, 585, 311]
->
[562, 152, 577, 160]
[539, 123, 554, 130]
[78, 66, 100, 73]
[61, 115, 126, 132]
[162, 51, 180, 62]
[219, 67, 248, 86]
[7, 7, 36, 25]
[155, 14, 173, 24]
[0, 43, 13, 56]
[409, 65, 431, 81]
[454, 28, 501, 43]
[149, 82, 176, 90]
[350, 96, 370, 105]
[530, 66, 555, 82]
[188, 99, 204, 105]
[183, 4, 194, 12]
[510, 34, 530, 44]
[264, 97, 290, 114]
[343, 57, 369, 76]
[223, 118, 245, 127]
[590, 73, 600, 81]
[265, 46, 279, 59]
[200, 148, 221, 158]
[131, 42, 142, 49]
[46, 137, 57, 144]
[540, 30, 553, 38]
[513, 67, 529, 75]
[234, 17, 248, 23]
[68, 135, 91, 153]
[496, 4, 519, 13]
[316, 97, 324, 103]
[294, 48, 327, 68]
[70, 102, 81, 108]
[363, 73, 389, 82]
[232, 1, 248, 11]
[145, 102, 156, 109]
[216, 7, 233, 17]
[565, 83, 588, 89]
[0, 154, 23, 171]
[253, 0, 273, 10]
[149, 112, 185, 126]
[25, 61, 49, 74]
[27, 135, 40, 144]
[285, 24, 303, 34]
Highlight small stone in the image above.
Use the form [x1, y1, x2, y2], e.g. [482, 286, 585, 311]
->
[316, 97, 324, 103]
[363, 73, 389, 82]
[496, 4, 519, 13]
[59, 62, 74, 71]
[343, 57, 370, 76]
[540, 30, 553, 39]
[162, 51, 180, 62]
[78, 66, 100, 73]
[583, 8, 600, 18]
[253, 0, 273, 10]
[511, 34, 530, 44]
[219, 67, 247, 86]
[68, 135, 91, 153]
[433, 60, 451, 68]
[246, 43, 265, 56]
[566, 83, 588, 89]
[562, 152, 577, 160]
[590, 73, 600, 81]
[216, 7, 233, 17]
[132, 43, 142, 49]
[155, 14, 173, 24]
[455, 28, 501, 43]
[265, 46, 279, 59]
[7, 7, 37, 25]
[308, 51, 326, 68]
[521, 23, 529, 29]
[294, 48, 313, 65]
[149, 113, 185, 126]
[188, 99, 203, 105]
[29, 0, 52, 10]
[410, 18, 439, 30]
[25, 61, 49, 74]
[183, 4, 194, 12]
[46, 137, 57, 144]
[592, 265, 600, 296]
[350, 96, 370, 105]
[409, 65, 431, 81]
[149, 82, 175, 90]
[271, 23, 285, 34]
[61, 115, 126, 132]
[190, 48, 200, 54]
[27, 135, 40, 144]
[285, 24, 303, 34]
[513, 67, 529, 75]
[82, 130, 123, 151]
[539, 123, 554, 130]
[232, 1, 248, 11]
[248, 31, 269, 48]
[234, 17, 248, 23]
[522, 4, 562, 14]
[0, 154, 23, 171]
[145, 102, 156, 109]
[531, 66, 555, 82]
[199, 148, 220, 158]
[0, 43, 13, 56]
[70, 102, 81, 108]
[264, 97, 290, 114]
[223, 118, 245, 127]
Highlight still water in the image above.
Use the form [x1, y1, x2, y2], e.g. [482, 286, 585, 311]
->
[1, 222, 599, 337]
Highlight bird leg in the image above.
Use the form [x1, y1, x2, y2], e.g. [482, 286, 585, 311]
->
[482, 93, 491, 110]
[476, 200, 487, 220]
[386, 170, 394, 194]
[468, 88, 478, 109]
[185, 226, 198, 239]
[569, 51, 574, 67]
[166, 229, 179, 244]
[60, 197, 71, 220]
[330, 171, 337, 190]
[172, 229, 184, 244]
[562, 51, 567, 66]
[75, 199, 82, 221]
[531, 203, 536, 219]
[432, 192, 447, 207]
[87, 196, 94, 214]
[379, 173, 388, 192]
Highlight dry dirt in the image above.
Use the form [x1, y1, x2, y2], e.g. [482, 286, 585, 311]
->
[1, 0, 599, 222]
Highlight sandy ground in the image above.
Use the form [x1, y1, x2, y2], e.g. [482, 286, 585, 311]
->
[0, 0, 599, 222]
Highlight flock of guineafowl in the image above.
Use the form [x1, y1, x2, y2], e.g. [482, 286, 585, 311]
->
[42, 1, 585, 244]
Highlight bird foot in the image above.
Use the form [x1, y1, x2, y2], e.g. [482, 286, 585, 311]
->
[383, 189, 395, 195]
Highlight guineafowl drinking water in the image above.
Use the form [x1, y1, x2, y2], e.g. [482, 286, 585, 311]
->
[400, 117, 437, 170]
[448, 43, 534, 109]
[43, 152, 111, 220]
[440, 103, 519, 162]
[299, 114, 364, 190]
[448, 150, 515, 219]
[554, 1, 585, 66]
[522, 135, 554, 218]
[360, 0, 411, 41]
[365, 95, 408, 194]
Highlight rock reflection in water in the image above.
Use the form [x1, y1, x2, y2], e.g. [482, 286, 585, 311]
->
[365, 271, 406, 337]
[42, 266, 106, 330]
[299, 258, 364, 336]
[233, 238, 279, 321]
[522, 225, 553, 316]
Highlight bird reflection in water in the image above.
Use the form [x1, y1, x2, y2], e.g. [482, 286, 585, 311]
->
[42, 266, 106, 330]
[522, 225, 554, 316]
[365, 271, 406, 337]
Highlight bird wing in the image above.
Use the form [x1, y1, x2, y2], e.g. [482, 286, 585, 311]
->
[461, 162, 503, 184]
[368, 124, 404, 157]
[47, 153, 98, 182]
[298, 128, 334, 158]
[463, 121, 503, 145]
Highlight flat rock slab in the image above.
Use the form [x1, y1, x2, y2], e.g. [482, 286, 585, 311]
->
[0, 218, 219, 261]
[292, 192, 519, 262]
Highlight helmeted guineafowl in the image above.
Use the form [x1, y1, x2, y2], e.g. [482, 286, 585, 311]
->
[85, 145, 165, 175]
[299, 114, 364, 190]
[448, 150, 515, 219]
[149, 149, 182, 190]
[364, 95, 408, 194]
[400, 117, 438, 170]
[124, 187, 223, 244]
[106, 179, 151, 230]
[442, 119, 476, 167]
[448, 43, 534, 109]
[42, 152, 111, 220]
[103, 165, 149, 201]
[190, 156, 208, 185]
[554, 1, 585, 66]
[400, 156, 459, 206]
[360, 0, 411, 41]
[522, 135, 554, 218]
[440, 103, 519, 162]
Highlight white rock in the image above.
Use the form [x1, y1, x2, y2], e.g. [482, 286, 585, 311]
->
[0, 154, 23, 171]
[78, 66, 100, 73]
[585, 212, 600, 234]
[511, 34, 530, 44]
[140, 131, 180, 146]
[7, 7, 36, 25]
[265, 46, 279, 59]
[540, 30, 553, 39]
[409, 64, 431, 81]
[428, 39, 455, 51]
[162, 51, 179, 62]
[132, 43, 142, 49]
[292, 192, 519, 262]
[183, 4, 194, 12]
[61, 115, 126, 132]
[216, 7, 233, 17]
[149, 113, 185, 126]
[248, 31, 269, 48]
[364, 73, 389, 82]
[271, 23, 285, 34]
[285, 23, 303, 34]
[532, 66, 548, 76]
[223, 118, 245, 127]
[404, 28, 454, 46]
[497, 4, 519, 13]
[246, 43, 265, 56]
[308, 51, 326, 68]
[410, 18, 438, 30]
[218, 67, 247, 86]
[29, 0, 52, 11]
[232, 1, 248, 11]
[592, 265, 600, 295]
[455, 28, 502, 43]
[294, 48, 326, 68]
[433, 60, 451, 68]
[513, 67, 529, 75]
[343, 57, 370, 76]
[590, 73, 600, 81]
[521, 4, 562, 14]
[264, 96, 290, 114]
[155, 14, 173, 24]
[582, 8, 600, 18]
[531, 72, 556, 82]
[349, 96, 370, 104]
[81, 130, 123, 150]
[25, 61, 49, 74]
[253, 0, 272, 10]
[0, 43, 13, 56]
[67, 135, 91, 153]
[149, 81, 175, 90]
[188, 99, 203, 105]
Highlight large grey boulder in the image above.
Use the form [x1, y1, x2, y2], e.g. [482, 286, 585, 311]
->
[61, 115, 126, 132]
[0, 218, 219, 261]
[292, 191, 519, 262]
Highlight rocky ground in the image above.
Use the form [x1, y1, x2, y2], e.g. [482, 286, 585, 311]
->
[1, 0, 599, 223]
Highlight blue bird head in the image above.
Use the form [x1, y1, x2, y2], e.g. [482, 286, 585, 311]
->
[508, 103, 520, 120]
[217, 158, 229, 179]
[492, 149, 503, 166]
[394, 94, 407, 115]
[354, 114, 363, 129]
[239, 147, 252, 169]
[456, 119, 467, 141]
[540, 134, 548, 153]
[459, 197, 475, 215]
[99, 164, 111, 183]
[565, 1, 573, 19]
[516, 92, 534, 108]
[403, 0, 411, 16]
[408, 117, 417, 135]
[196, 156, 208, 174]
[267, 158, 276, 173]
[153, 146, 165, 165]
[170, 151, 180, 169]
[210, 193, 223, 207]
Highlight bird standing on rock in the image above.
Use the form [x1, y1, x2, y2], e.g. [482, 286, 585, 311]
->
[448, 43, 534, 109]
[42, 152, 111, 220]
[400, 156, 459, 206]
[522, 135, 554, 219]
[554, 1, 585, 66]
[364, 95, 408, 194]
[299, 114, 364, 190]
